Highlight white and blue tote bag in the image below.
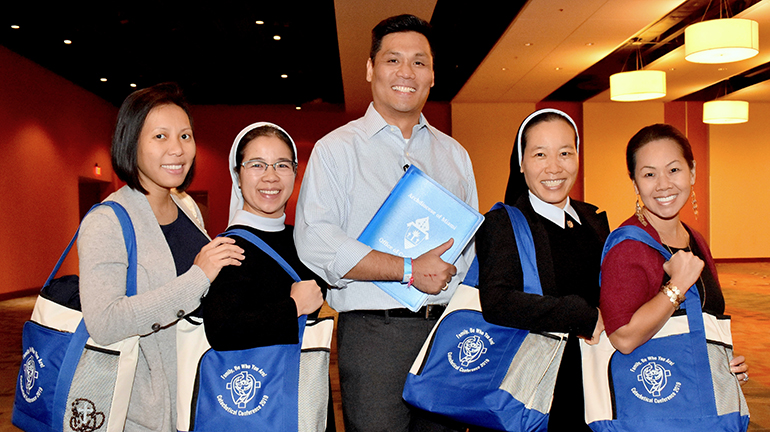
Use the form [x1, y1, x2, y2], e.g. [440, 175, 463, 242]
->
[403, 203, 567, 431]
[176, 228, 334, 432]
[581, 226, 749, 432]
[12, 202, 139, 432]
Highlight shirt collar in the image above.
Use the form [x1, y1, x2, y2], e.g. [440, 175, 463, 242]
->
[229, 209, 285, 232]
[528, 191, 581, 228]
[362, 102, 431, 139]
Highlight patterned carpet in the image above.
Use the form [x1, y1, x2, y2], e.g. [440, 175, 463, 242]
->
[0, 262, 767, 431]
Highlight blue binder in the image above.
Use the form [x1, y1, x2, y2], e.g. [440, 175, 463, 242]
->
[357, 165, 483, 311]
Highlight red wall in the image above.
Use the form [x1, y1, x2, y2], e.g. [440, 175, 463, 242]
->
[0, 48, 453, 297]
[0, 46, 118, 297]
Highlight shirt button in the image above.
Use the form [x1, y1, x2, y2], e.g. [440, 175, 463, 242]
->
[177, 310, 185, 318]
[151, 323, 161, 332]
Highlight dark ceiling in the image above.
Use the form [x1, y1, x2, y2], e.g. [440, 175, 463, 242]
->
[1, 0, 525, 107]
[1, 0, 765, 107]
[2, 1, 345, 106]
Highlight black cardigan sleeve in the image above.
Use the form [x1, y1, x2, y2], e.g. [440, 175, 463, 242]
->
[476, 208, 599, 337]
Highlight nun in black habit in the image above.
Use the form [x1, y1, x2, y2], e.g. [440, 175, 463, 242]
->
[475, 108, 610, 431]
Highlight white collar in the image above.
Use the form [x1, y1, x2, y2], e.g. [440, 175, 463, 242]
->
[229, 209, 285, 232]
[528, 191, 581, 228]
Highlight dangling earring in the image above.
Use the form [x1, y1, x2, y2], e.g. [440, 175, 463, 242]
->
[636, 196, 647, 226]
[691, 189, 698, 220]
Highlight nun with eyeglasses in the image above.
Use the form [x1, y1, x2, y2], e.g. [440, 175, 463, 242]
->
[474, 109, 609, 431]
[200, 122, 335, 431]
[202, 122, 325, 350]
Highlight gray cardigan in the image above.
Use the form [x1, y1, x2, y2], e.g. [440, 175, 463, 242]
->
[78, 185, 211, 432]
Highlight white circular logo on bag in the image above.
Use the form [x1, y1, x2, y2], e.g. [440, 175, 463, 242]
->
[446, 328, 494, 373]
[629, 356, 681, 403]
[20, 347, 43, 403]
[217, 364, 269, 416]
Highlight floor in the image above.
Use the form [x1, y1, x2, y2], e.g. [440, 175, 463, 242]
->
[1, 262, 768, 431]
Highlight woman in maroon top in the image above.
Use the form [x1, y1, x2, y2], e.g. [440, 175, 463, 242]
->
[600, 123, 748, 382]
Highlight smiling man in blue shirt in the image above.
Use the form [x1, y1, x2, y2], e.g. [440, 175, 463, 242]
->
[295, 14, 478, 432]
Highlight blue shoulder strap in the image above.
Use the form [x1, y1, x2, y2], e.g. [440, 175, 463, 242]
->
[44, 201, 137, 296]
[52, 201, 137, 429]
[221, 228, 301, 282]
[463, 203, 543, 296]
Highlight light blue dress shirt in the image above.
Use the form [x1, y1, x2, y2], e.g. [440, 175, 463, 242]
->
[295, 103, 479, 312]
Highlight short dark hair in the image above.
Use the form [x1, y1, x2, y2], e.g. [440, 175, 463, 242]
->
[370, 14, 434, 61]
[111, 82, 195, 194]
[626, 123, 694, 180]
[233, 125, 296, 174]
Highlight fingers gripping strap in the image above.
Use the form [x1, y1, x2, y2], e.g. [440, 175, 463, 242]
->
[220, 228, 301, 282]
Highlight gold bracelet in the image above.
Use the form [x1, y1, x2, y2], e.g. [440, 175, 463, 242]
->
[661, 281, 684, 309]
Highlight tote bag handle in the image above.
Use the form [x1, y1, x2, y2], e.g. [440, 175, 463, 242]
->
[600, 225, 716, 417]
[52, 201, 137, 429]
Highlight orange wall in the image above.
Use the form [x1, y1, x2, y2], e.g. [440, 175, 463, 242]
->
[583, 102, 664, 229]
[451, 102, 536, 212]
[709, 102, 770, 258]
[0, 46, 118, 297]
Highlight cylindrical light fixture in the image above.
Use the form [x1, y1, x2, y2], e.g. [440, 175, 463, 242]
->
[610, 70, 666, 101]
[703, 100, 749, 124]
[685, 18, 759, 64]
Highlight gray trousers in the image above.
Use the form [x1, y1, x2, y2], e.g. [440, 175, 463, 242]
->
[337, 311, 465, 432]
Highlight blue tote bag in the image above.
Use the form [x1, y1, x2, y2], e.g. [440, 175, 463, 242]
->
[403, 203, 567, 431]
[13, 202, 140, 432]
[581, 226, 749, 432]
[177, 228, 333, 432]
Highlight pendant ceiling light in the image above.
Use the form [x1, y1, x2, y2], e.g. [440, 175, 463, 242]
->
[685, 18, 759, 64]
[703, 100, 749, 124]
[610, 70, 667, 102]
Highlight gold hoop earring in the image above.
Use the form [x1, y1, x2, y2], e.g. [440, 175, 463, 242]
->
[691, 189, 698, 220]
[636, 196, 647, 226]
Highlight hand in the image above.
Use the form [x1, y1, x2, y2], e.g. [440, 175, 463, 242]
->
[290, 280, 324, 316]
[662, 250, 704, 293]
[411, 239, 457, 294]
[730, 355, 749, 385]
[193, 237, 244, 282]
[584, 308, 604, 345]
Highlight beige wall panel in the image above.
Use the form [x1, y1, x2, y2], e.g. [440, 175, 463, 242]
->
[709, 103, 770, 258]
[583, 103, 664, 229]
[451, 102, 536, 212]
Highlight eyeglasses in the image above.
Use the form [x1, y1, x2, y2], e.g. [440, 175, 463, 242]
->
[241, 159, 297, 176]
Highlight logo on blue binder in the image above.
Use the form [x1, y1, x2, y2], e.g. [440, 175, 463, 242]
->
[447, 328, 495, 373]
[404, 217, 430, 249]
[217, 364, 270, 416]
[629, 356, 681, 403]
[20, 347, 43, 403]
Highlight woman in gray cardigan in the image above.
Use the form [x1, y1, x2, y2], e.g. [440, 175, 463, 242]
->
[77, 83, 244, 432]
